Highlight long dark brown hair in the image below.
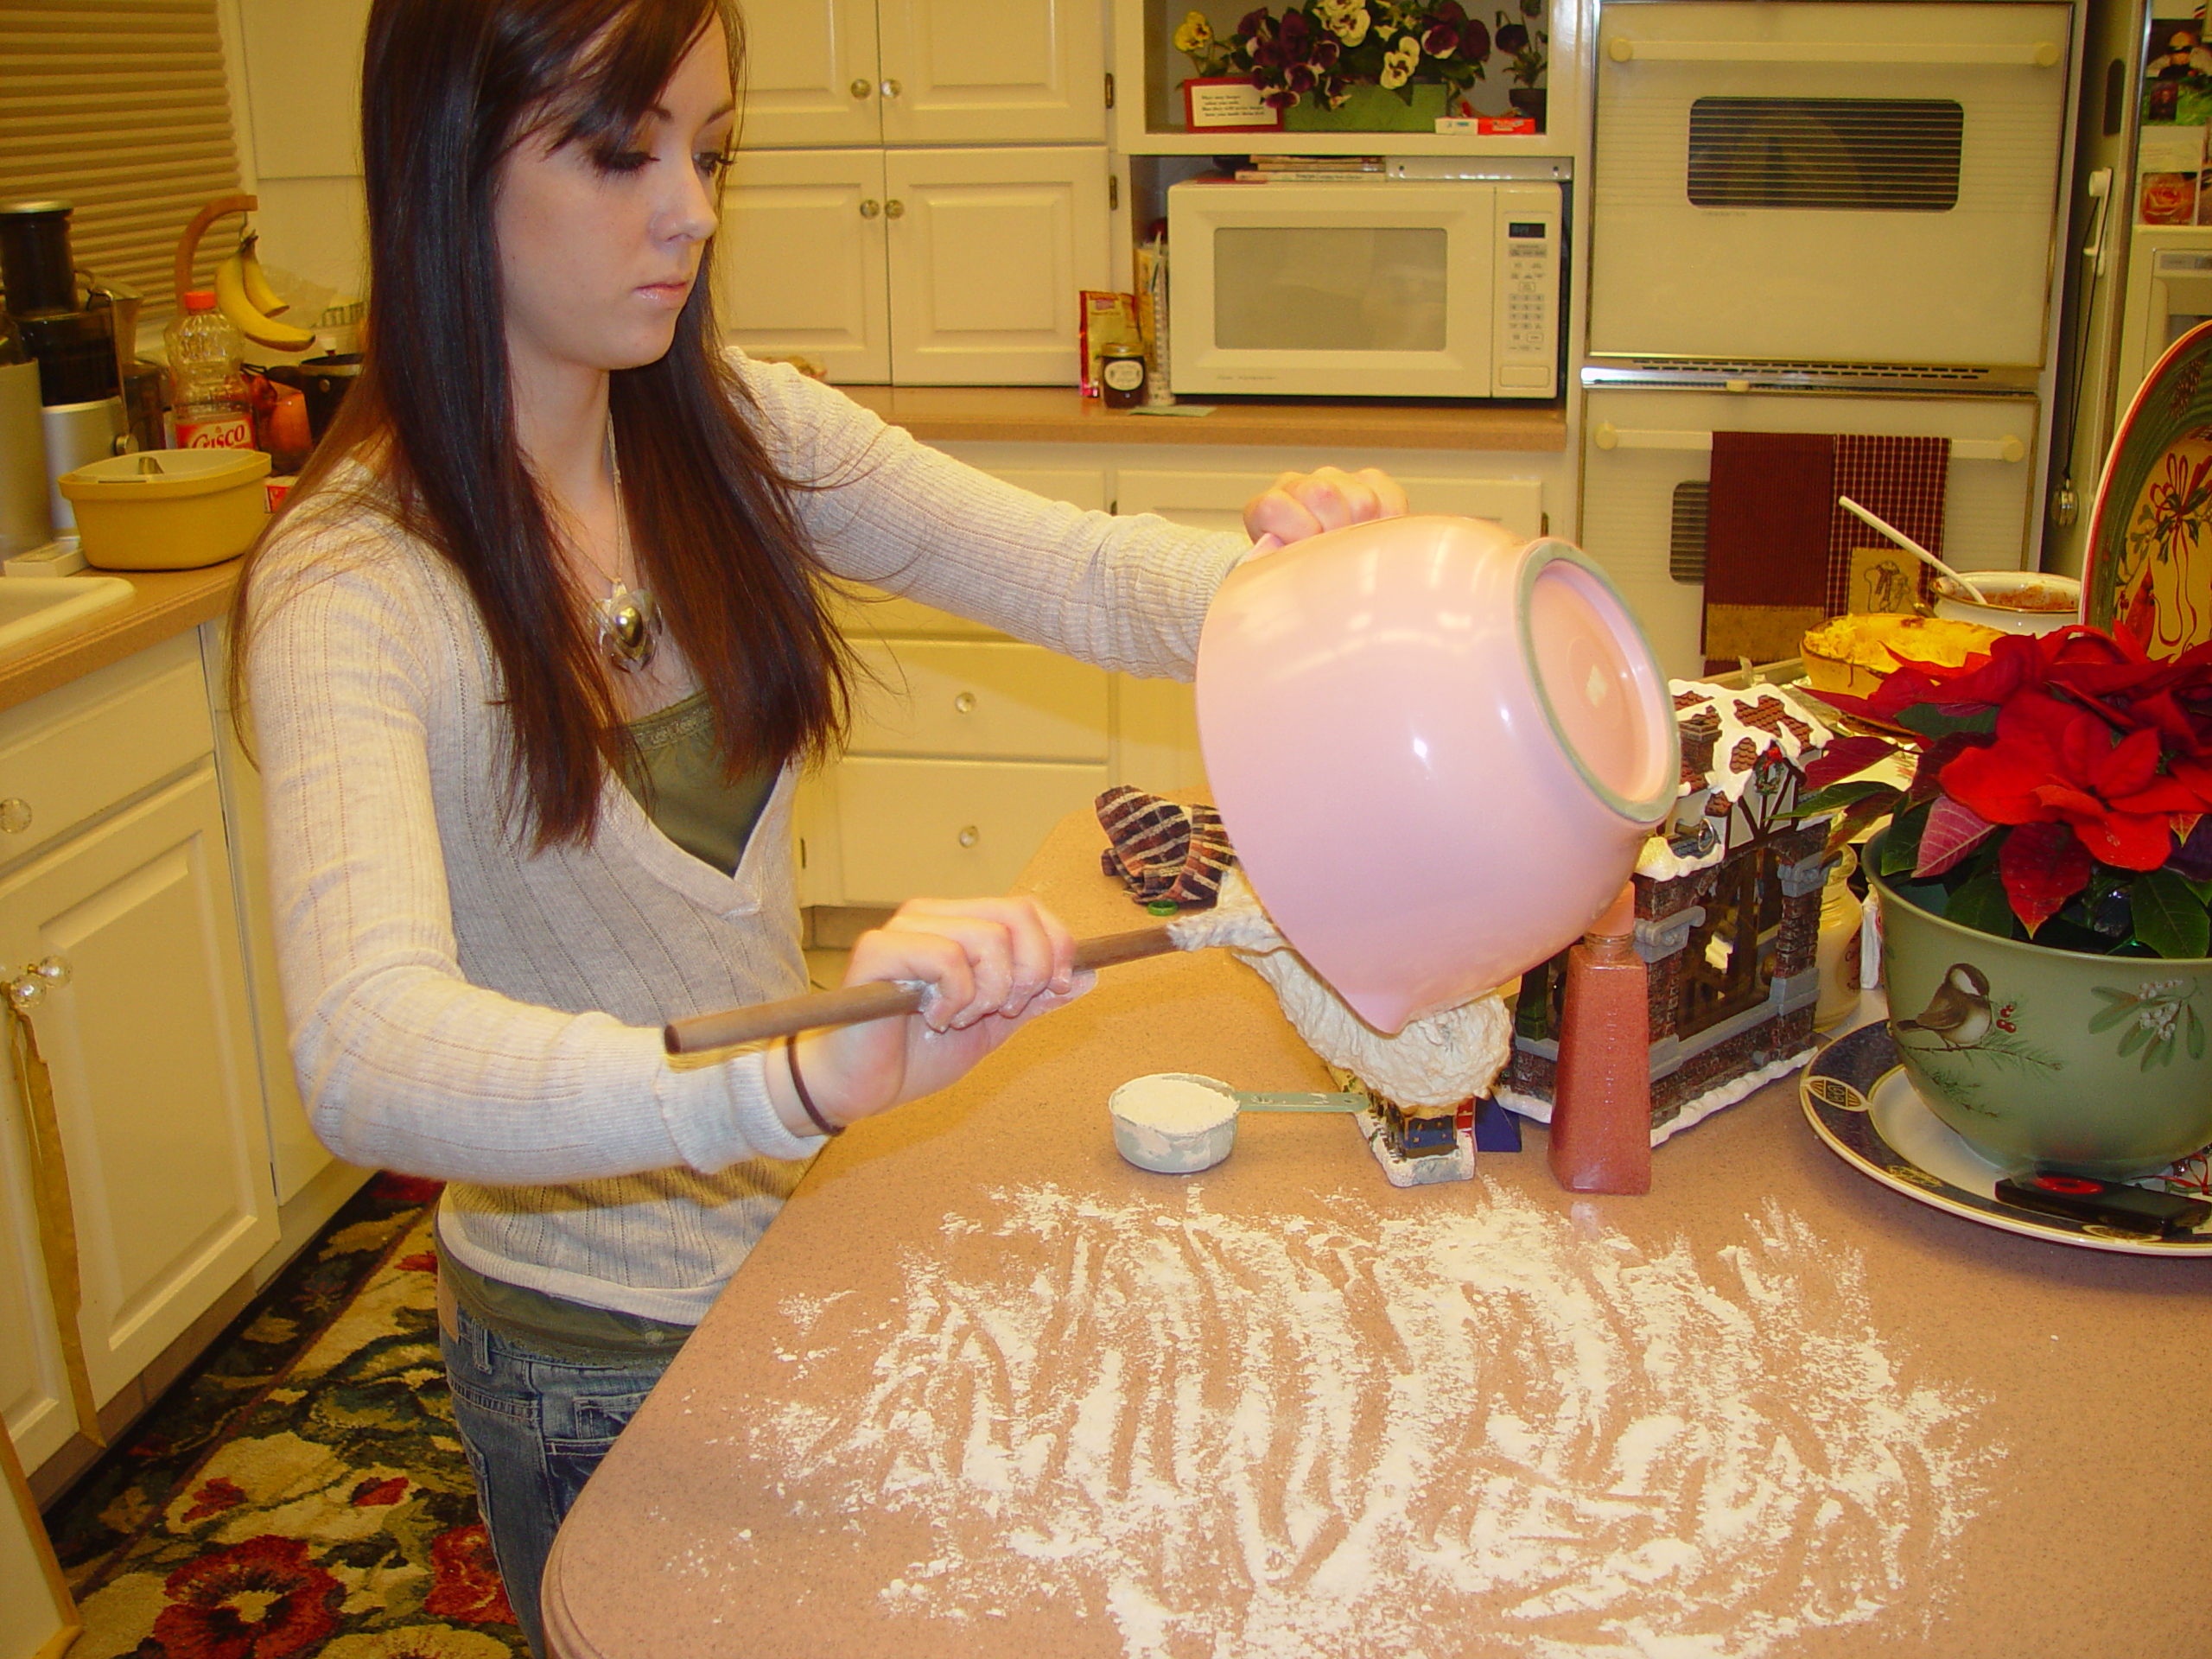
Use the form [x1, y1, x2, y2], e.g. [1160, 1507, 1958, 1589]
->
[231, 0, 851, 849]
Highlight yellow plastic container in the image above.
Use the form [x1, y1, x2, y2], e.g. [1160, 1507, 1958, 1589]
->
[59, 448, 272, 570]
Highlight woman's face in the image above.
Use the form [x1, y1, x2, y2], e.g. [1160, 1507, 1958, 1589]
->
[493, 16, 735, 398]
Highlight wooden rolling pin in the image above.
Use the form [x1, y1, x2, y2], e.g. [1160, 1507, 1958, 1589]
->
[663, 925, 1177, 1054]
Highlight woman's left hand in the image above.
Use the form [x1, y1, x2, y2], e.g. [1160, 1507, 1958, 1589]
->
[1241, 466, 1410, 548]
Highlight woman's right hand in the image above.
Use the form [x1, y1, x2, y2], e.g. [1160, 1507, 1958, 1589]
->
[765, 895, 1095, 1137]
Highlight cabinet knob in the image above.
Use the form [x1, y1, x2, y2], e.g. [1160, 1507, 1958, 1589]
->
[957, 825, 980, 849]
[0, 798, 29, 834]
[884, 199, 905, 219]
[952, 690, 976, 715]
[859, 199, 880, 219]
[4, 955, 71, 1013]
[880, 78, 902, 99]
[849, 77, 873, 99]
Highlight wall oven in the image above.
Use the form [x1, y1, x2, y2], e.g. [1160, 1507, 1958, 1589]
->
[1578, 386, 2041, 678]
[1586, 1, 2073, 375]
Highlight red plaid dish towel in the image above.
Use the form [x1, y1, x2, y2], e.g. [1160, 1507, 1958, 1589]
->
[1824, 435, 1950, 613]
[1095, 786, 1237, 907]
[1702, 432, 1835, 674]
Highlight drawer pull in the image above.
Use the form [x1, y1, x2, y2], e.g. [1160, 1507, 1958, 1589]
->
[880, 78, 902, 99]
[884, 199, 906, 219]
[849, 77, 873, 99]
[859, 199, 880, 219]
[4, 955, 71, 1012]
[953, 691, 976, 715]
[957, 825, 980, 849]
[0, 798, 29, 834]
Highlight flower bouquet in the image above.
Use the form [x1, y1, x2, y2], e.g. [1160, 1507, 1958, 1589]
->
[1174, 3, 1518, 118]
[1807, 622, 2212, 1177]
[1802, 623, 2212, 959]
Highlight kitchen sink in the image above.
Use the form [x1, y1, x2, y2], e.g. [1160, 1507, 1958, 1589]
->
[0, 575, 135, 656]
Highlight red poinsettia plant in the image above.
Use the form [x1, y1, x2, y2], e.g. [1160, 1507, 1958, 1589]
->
[1800, 623, 2212, 960]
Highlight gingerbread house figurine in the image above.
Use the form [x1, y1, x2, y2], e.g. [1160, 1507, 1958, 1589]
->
[1500, 679, 1841, 1143]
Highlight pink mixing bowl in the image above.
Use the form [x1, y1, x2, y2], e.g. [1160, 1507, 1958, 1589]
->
[1196, 516, 1679, 1033]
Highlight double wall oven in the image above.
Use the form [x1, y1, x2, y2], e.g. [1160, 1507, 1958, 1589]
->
[1578, 0, 2076, 676]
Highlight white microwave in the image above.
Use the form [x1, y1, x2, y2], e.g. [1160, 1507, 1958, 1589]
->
[1166, 178, 1561, 400]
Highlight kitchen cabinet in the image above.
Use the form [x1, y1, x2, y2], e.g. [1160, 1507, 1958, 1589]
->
[741, 0, 1108, 149]
[0, 634, 276, 1459]
[720, 145, 1113, 385]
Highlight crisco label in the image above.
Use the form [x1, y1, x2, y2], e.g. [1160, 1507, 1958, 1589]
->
[176, 414, 253, 450]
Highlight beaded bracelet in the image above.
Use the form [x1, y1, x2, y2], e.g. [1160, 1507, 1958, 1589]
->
[783, 1032, 842, 1137]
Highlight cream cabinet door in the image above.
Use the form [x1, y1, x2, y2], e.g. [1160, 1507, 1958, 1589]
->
[718, 149, 892, 384]
[0, 766, 276, 1407]
[849, 639, 1110, 760]
[884, 146, 1110, 385]
[877, 0, 1106, 144]
[835, 755, 1111, 902]
[737, 0, 882, 148]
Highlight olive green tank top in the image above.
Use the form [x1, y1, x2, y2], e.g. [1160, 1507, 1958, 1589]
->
[440, 690, 781, 1353]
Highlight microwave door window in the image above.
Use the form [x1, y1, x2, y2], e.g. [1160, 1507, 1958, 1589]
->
[1213, 226, 1449, 352]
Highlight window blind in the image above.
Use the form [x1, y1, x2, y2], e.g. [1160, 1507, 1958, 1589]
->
[0, 0, 244, 330]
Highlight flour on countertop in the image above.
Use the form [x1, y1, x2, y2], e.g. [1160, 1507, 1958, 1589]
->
[750, 1185, 1994, 1659]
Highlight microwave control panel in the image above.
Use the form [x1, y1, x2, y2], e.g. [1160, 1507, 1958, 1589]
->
[1492, 185, 1560, 397]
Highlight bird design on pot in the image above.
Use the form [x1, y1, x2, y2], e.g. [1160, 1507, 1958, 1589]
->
[1894, 963, 1993, 1048]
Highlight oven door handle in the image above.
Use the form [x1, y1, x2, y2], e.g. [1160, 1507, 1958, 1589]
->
[1592, 423, 2026, 464]
[1605, 37, 2063, 69]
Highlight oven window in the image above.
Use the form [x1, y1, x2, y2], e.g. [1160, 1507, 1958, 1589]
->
[1687, 98, 1963, 212]
[1213, 226, 1449, 351]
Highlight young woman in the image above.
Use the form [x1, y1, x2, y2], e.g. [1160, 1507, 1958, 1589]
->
[234, 0, 1404, 1647]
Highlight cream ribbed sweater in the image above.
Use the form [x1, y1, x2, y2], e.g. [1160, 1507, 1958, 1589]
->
[246, 357, 1247, 1322]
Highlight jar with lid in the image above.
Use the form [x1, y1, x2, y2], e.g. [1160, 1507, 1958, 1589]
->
[163, 291, 252, 451]
[1099, 344, 1147, 410]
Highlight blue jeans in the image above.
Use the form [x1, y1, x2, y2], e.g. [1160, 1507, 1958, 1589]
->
[439, 1299, 677, 1657]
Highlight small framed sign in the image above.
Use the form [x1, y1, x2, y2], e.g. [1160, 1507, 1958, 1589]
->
[1182, 77, 1281, 132]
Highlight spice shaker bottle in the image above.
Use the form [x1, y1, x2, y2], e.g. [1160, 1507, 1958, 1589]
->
[1547, 881, 1652, 1195]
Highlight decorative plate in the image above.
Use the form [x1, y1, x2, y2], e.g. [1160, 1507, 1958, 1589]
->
[2082, 315, 2212, 657]
[1799, 1022, 2212, 1255]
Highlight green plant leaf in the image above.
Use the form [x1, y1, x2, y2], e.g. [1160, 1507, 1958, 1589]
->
[1942, 871, 2019, 939]
[2129, 868, 2212, 960]
[1823, 795, 1894, 861]
[1897, 704, 1999, 741]
[1879, 801, 1931, 878]
[1793, 779, 1899, 818]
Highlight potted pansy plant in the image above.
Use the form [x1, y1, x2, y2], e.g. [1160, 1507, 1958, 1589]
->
[1802, 622, 2212, 1179]
[1176, 3, 1522, 131]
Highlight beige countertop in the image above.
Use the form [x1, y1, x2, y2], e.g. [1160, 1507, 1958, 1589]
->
[0, 561, 240, 716]
[542, 808, 2212, 1659]
[836, 385, 1567, 452]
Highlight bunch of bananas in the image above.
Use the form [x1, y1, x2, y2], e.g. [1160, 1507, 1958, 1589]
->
[214, 232, 315, 353]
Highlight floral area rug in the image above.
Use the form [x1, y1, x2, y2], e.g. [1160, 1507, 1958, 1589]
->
[46, 1172, 526, 1659]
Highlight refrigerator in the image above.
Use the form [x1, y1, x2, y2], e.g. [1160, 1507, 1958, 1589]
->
[2048, 0, 2212, 577]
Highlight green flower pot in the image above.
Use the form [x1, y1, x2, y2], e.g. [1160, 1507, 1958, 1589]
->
[1284, 82, 1453, 132]
[1869, 830, 2212, 1179]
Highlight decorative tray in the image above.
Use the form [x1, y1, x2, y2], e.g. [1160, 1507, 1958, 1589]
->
[2082, 315, 2212, 655]
[1799, 1022, 2212, 1255]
